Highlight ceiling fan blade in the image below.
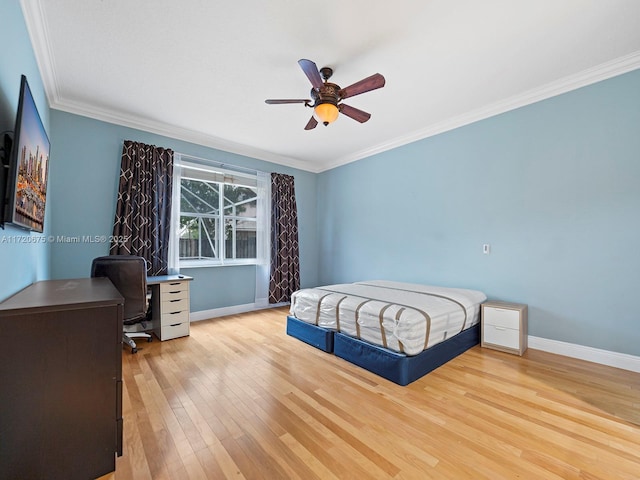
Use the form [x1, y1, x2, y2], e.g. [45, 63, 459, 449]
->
[304, 116, 318, 130]
[265, 99, 310, 105]
[339, 73, 385, 99]
[339, 104, 371, 123]
[298, 59, 323, 89]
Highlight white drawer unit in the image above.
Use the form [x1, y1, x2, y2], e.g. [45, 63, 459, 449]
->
[149, 276, 192, 341]
[481, 301, 528, 355]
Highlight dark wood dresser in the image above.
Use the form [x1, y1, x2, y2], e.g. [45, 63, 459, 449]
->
[0, 278, 124, 479]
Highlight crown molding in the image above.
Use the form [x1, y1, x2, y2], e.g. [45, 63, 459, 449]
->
[316, 51, 640, 172]
[21, 1, 317, 173]
[50, 98, 315, 172]
[20, 0, 60, 106]
[22, 0, 640, 175]
[51, 48, 639, 175]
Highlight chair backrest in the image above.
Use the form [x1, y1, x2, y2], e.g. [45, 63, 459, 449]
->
[91, 255, 148, 322]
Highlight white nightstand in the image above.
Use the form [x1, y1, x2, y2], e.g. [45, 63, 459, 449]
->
[481, 301, 528, 355]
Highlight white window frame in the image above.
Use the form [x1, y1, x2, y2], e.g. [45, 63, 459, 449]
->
[169, 156, 268, 269]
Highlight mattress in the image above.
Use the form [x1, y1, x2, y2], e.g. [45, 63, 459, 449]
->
[290, 280, 486, 356]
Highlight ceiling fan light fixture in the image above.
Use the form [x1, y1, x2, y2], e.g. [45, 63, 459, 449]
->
[314, 102, 339, 126]
[265, 59, 385, 130]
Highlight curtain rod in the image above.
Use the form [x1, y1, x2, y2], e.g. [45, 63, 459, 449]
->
[175, 152, 265, 176]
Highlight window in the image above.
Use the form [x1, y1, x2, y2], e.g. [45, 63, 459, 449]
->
[172, 158, 267, 267]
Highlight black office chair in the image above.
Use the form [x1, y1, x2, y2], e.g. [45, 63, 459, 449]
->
[91, 255, 153, 353]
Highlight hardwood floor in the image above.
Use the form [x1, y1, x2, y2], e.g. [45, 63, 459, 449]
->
[102, 306, 640, 479]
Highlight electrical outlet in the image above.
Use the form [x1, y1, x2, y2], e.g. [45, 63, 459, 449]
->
[483, 244, 490, 254]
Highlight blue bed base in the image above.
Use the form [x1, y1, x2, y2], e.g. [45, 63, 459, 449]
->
[334, 324, 481, 386]
[286, 315, 480, 386]
[286, 316, 335, 352]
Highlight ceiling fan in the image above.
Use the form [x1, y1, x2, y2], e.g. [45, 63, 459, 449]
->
[265, 59, 386, 130]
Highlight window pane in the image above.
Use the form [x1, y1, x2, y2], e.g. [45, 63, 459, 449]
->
[223, 185, 257, 218]
[179, 215, 199, 259]
[236, 229, 256, 258]
[224, 218, 233, 259]
[237, 199, 257, 217]
[181, 179, 219, 214]
[201, 217, 217, 259]
[179, 215, 218, 260]
[176, 161, 263, 266]
[224, 218, 256, 259]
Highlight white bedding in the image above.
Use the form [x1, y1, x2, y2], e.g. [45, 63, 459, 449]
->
[290, 280, 486, 356]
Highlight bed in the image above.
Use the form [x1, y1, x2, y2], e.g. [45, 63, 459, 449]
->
[287, 280, 487, 385]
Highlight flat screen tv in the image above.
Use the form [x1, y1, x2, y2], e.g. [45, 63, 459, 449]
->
[2, 75, 50, 232]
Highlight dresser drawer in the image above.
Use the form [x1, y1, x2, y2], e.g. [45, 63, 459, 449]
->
[159, 295, 190, 314]
[160, 310, 190, 327]
[160, 280, 188, 291]
[160, 286, 189, 301]
[156, 321, 189, 341]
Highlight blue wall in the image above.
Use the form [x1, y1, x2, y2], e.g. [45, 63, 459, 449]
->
[47, 110, 318, 310]
[318, 69, 640, 356]
[0, 1, 51, 300]
[4, 2, 639, 357]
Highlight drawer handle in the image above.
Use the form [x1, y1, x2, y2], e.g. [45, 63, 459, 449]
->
[169, 299, 181, 303]
[169, 323, 182, 327]
[169, 282, 182, 285]
[168, 291, 181, 294]
[169, 311, 182, 315]
[493, 326, 507, 331]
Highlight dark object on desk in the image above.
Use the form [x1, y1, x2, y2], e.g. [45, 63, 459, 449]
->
[0, 278, 124, 479]
[91, 255, 153, 353]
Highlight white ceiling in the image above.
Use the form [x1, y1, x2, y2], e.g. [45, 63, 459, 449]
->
[21, 0, 640, 173]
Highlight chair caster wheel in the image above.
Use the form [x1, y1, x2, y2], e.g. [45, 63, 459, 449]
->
[131, 347, 138, 354]
[147, 337, 153, 342]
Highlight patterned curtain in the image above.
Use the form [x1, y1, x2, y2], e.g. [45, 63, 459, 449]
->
[269, 173, 300, 303]
[110, 140, 174, 276]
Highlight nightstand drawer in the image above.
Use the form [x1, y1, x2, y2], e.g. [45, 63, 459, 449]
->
[483, 306, 519, 329]
[483, 324, 520, 350]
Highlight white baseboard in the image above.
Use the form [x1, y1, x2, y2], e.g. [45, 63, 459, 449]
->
[190, 302, 289, 322]
[528, 336, 640, 373]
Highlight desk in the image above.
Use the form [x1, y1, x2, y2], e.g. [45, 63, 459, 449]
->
[0, 278, 123, 479]
[147, 274, 192, 340]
